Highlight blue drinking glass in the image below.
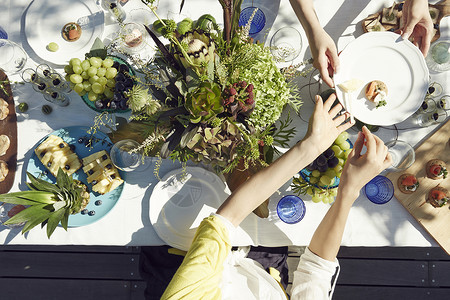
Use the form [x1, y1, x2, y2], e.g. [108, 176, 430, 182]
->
[239, 7, 266, 35]
[364, 175, 394, 204]
[0, 26, 7, 39]
[276, 195, 306, 224]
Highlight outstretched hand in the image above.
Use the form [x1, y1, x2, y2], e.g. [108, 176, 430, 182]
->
[399, 0, 434, 56]
[304, 93, 353, 156]
[309, 29, 340, 87]
[338, 126, 393, 201]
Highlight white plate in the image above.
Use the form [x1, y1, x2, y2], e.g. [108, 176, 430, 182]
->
[149, 167, 230, 251]
[25, 0, 104, 65]
[334, 32, 429, 126]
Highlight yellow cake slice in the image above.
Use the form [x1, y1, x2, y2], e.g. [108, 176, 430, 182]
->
[34, 135, 82, 177]
[82, 150, 124, 195]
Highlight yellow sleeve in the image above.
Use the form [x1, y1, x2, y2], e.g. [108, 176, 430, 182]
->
[161, 215, 232, 300]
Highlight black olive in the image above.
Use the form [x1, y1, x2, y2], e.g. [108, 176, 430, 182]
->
[92, 180, 98, 185]
[59, 143, 65, 148]
[47, 162, 52, 167]
[111, 174, 116, 179]
[428, 86, 435, 94]
[106, 164, 112, 169]
[88, 170, 94, 175]
[65, 165, 70, 170]
[102, 154, 108, 160]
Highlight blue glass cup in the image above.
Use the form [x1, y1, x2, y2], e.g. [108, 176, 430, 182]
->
[0, 26, 7, 39]
[239, 7, 266, 35]
[364, 175, 394, 204]
[276, 195, 306, 224]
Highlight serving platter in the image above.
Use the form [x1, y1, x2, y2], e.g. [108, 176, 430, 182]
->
[334, 32, 429, 126]
[362, 0, 450, 43]
[386, 120, 450, 255]
[0, 70, 17, 194]
[25, 0, 104, 65]
[26, 126, 124, 227]
[150, 167, 230, 251]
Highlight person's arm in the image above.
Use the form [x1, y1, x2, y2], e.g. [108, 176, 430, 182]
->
[290, 127, 392, 299]
[308, 126, 393, 261]
[217, 93, 352, 227]
[400, 0, 434, 56]
[289, 0, 339, 87]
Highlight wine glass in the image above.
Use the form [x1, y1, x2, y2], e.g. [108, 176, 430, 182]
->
[120, 22, 148, 53]
[425, 40, 450, 73]
[0, 39, 27, 74]
[110, 139, 142, 172]
[385, 140, 415, 171]
[270, 27, 302, 63]
[412, 109, 448, 127]
[435, 95, 450, 111]
[43, 89, 70, 107]
[414, 97, 436, 115]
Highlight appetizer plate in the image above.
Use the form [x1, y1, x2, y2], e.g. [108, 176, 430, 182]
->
[25, 0, 104, 65]
[26, 126, 124, 227]
[334, 32, 429, 126]
[149, 167, 230, 251]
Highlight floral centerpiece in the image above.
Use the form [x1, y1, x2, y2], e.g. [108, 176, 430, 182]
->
[112, 0, 309, 174]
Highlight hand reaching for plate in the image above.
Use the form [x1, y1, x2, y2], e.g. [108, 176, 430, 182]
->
[399, 0, 434, 56]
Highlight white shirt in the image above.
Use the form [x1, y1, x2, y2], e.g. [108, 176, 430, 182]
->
[215, 214, 340, 300]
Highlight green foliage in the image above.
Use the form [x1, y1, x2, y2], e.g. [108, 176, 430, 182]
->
[184, 81, 223, 123]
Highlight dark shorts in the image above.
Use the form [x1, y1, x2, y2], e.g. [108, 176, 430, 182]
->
[139, 245, 289, 300]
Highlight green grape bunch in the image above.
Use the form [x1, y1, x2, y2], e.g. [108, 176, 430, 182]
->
[64, 57, 117, 102]
[291, 131, 352, 204]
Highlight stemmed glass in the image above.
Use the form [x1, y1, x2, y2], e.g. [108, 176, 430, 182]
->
[0, 39, 27, 74]
[270, 27, 302, 63]
[110, 139, 143, 172]
[385, 140, 415, 171]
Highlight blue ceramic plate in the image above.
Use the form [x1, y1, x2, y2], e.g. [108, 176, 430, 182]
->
[299, 139, 353, 189]
[26, 126, 124, 227]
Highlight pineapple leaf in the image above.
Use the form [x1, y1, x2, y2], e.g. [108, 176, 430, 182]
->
[46, 208, 66, 238]
[61, 209, 70, 231]
[21, 209, 52, 235]
[0, 191, 55, 205]
[26, 172, 61, 194]
[56, 168, 71, 189]
[4, 203, 52, 230]
[53, 200, 67, 211]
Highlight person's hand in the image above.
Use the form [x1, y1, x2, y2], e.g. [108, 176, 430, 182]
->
[399, 0, 434, 56]
[338, 126, 393, 201]
[308, 28, 339, 87]
[304, 93, 353, 156]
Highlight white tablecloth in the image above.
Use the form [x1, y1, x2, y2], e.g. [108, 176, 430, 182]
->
[0, 0, 447, 247]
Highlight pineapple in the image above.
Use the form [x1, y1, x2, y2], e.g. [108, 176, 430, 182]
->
[35, 135, 82, 177]
[82, 150, 124, 195]
[0, 168, 90, 238]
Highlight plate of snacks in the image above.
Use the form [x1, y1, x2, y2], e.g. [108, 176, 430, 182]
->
[334, 32, 429, 126]
[26, 126, 124, 227]
[25, 0, 104, 65]
[65, 55, 135, 113]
